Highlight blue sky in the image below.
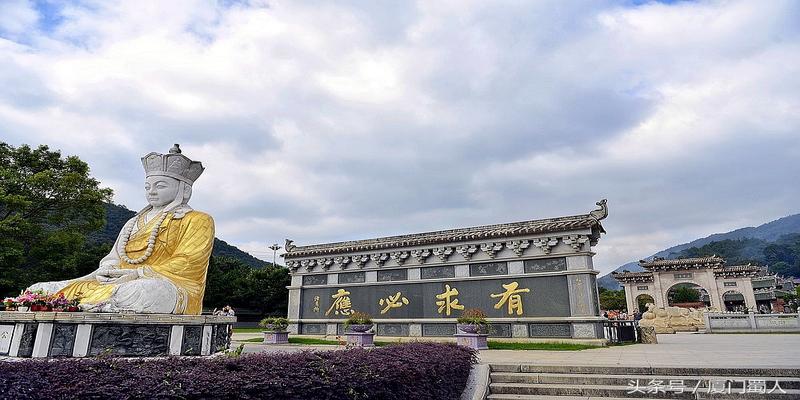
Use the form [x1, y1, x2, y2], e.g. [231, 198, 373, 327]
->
[1, 0, 799, 273]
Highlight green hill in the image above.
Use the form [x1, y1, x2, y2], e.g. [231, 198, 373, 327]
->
[598, 213, 800, 289]
[89, 203, 272, 269]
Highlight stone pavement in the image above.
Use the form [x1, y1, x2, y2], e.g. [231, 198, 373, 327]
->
[478, 333, 800, 368]
[234, 332, 800, 369]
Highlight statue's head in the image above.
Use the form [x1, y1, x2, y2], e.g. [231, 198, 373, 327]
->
[141, 144, 204, 208]
[144, 175, 189, 207]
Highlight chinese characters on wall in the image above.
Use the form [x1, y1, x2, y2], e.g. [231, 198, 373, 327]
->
[318, 282, 533, 317]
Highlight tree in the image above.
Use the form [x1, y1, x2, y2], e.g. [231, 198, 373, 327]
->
[671, 286, 700, 303]
[0, 143, 112, 295]
[204, 256, 289, 316]
[598, 287, 627, 312]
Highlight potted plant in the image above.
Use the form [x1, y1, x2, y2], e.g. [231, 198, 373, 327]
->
[50, 293, 69, 311]
[344, 311, 373, 332]
[259, 316, 290, 344]
[457, 308, 488, 334]
[344, 312, 375, 347]
[66, 293, 82, 312]
[259, 316, 289, 332]
[455, 308, 489, 350]
[16, 291, 35, 312]
[3, 297, 17, 311]
[30, 290, 51, 311]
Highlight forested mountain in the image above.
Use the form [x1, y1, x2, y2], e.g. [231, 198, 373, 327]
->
[90, 203, 272, 269]
[598, 213, 800, 289]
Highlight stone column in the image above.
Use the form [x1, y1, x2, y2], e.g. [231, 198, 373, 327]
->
[705, 269, 723, 310]
[653, 273, 666, 308]
[31, 323, 53, 358]
[740, 278, 757, 310]
[623, 284, 635, 314]
[169, 325, 184, 356]
[72, 324, 92, 357]
[568, 274, 596, 316]
[287, 289, 301, 320]
[287, 274, 302, 333]
[201, 325, 213, 355]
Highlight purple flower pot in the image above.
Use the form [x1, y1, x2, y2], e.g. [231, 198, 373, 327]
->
[348, 324, 373, 333]
[457, 324, 483, 334]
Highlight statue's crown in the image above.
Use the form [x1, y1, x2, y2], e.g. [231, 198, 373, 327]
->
[141, 144, 204, 184]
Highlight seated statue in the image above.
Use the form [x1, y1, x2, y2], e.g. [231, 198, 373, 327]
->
[28, 144, 214, 315]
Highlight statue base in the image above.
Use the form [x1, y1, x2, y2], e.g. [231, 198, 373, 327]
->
[0, 311, 236, 358]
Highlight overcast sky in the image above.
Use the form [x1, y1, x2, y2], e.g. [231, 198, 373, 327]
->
[1, 0, 798, 273]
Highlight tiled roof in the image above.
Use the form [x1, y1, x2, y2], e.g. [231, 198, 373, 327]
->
[714, 264, 761, 277]
[611, 271, 654, 282]
[717, 265, 761, 273]
[284, 200, 608, 259]
[639, 256, 725, 270]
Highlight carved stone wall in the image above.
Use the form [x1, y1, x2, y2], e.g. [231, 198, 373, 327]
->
[89, 325, 171, 357]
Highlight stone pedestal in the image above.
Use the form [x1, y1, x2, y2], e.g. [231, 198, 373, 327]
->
[345, 332, 374, 347]
[638, 326, 658, 344]
[455, 333, 488, 350]
[262, 331, 289, 344]
[0, 311, 236, 358]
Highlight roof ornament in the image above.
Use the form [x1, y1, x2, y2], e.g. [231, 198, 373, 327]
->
[285, 239, 296, 252]
[589, 199, 608, 221]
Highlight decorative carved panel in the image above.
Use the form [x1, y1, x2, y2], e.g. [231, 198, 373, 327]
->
[88, 325, 170, 356]
[529, 323, 571, 338]
[49, 324, 77, 357]
[181, 326, 202, 356]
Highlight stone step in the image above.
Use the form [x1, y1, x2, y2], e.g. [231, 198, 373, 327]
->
[489, 364, 800, 378]
[488, 395, 660, 400]
[489, 383, 800, 399]
[490, 372, 800, 389]
[489, 395, 800, 400]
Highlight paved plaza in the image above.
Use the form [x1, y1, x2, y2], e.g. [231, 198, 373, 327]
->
[234, 333, 800, 368]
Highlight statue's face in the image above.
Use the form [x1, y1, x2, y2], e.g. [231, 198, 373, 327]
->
[144, 175, 180, 207]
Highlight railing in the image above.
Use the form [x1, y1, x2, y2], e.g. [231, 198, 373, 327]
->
[705, 313, 800, 333]
[603, 320, 638, 343]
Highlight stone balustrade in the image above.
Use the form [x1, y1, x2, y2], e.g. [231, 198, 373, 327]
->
[704, 312, 800, 333]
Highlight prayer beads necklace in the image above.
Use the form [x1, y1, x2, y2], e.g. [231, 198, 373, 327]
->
[119, 211, 168, 264]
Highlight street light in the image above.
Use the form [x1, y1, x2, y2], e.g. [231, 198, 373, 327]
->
[268, 243, 282, 268]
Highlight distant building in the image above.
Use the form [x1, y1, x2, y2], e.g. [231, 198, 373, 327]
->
[612, 256, 790, 313]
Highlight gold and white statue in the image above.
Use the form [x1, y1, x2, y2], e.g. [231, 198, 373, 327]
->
[29, 144, 214, 314]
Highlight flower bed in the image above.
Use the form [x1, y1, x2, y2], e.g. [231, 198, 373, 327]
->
[0, 342, 476, 399]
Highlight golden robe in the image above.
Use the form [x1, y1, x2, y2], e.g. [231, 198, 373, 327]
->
[58, 211, 214, 315]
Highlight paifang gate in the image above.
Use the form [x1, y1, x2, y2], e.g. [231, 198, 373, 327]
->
[283, 200, 609, 341]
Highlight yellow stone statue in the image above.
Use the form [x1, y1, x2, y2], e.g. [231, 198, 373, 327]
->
[28, 144, 214, 314]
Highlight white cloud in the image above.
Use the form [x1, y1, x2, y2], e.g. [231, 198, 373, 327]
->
[1, 0, 799, 272]
[0, 0, 38, 36]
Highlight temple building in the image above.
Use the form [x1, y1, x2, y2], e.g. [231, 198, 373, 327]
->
[282, 200, 609, 342]
[613, 256, 790, 313]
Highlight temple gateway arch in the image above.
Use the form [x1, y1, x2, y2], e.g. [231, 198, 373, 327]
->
[613, 256, 773, 313]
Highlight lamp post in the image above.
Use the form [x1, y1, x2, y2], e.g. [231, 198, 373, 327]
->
[269, 243, 282, 268]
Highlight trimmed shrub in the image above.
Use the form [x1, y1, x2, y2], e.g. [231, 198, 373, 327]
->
[0, 342, 476, 400]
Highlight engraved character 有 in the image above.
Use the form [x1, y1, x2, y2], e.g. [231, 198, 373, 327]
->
[379, 292, 410, 315]
[490, 281, 530, 315]
[325, 289, 354, 316]
[436, 284, 465, 316]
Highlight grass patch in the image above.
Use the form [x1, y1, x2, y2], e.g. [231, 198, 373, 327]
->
[487, 341, 599, 351]
[238, 336, 400, 346]
[236, 334, 600, 350]
[238, 337, 341, 345]
[232, 327, 264, 334]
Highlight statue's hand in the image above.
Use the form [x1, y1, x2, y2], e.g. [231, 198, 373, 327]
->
[96, 269, 139, 285]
